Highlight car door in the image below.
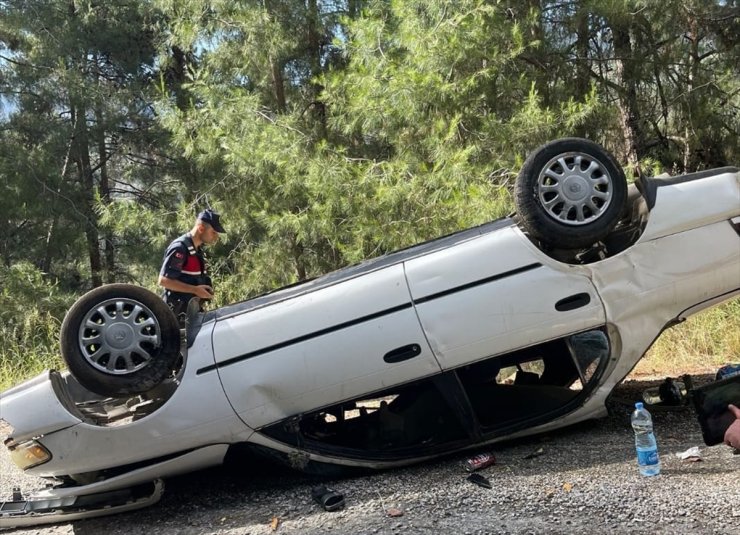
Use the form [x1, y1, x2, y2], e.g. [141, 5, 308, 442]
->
[404, 225, 606, 370]
[211, 264, 442, 430]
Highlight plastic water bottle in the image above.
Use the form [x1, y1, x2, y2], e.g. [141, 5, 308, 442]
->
[631, 402, 660, 476]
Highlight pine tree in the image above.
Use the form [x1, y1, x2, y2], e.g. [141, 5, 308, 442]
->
[0, 0, 176, 288]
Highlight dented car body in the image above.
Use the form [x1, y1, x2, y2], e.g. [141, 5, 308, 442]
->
[1, 146, 738, 525]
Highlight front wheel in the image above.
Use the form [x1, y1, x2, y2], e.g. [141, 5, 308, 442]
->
[60, 284, 180, 397]
[514, 138, 628, 249]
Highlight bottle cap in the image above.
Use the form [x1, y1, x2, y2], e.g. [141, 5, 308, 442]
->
[635, 402, 643, 410]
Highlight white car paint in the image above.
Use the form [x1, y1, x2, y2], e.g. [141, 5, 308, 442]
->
[212, 263, 442, 429]
[639, 169, 739, 241]
[0, 373, 81, 444]
[2, 321, 251, 478]
[405, 226, 605, 370]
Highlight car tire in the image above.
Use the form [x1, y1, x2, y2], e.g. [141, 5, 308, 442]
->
[514, 138, 628, 249]
[60, 284, 180, 397]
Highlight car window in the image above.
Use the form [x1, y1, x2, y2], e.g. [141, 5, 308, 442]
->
[456, 329, 609, 430]
[568, 330, 609, 384]
[261, 331, 609, 456]
[262, 378, 470, 459]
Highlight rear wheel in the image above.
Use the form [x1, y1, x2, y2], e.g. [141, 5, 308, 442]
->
[515, 138, 628, 249]
[60, 284, 180, 397]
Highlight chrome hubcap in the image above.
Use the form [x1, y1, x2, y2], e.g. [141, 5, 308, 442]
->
[78, 298, 161, 375]
[537, 152, 613, 226]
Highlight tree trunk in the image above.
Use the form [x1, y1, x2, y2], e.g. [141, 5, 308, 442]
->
[574, 8, 590, 101]
[684, 14, 700, 170]
[43, 123, 77, 274]
[307, 0, 327, 138]
[42, 215, 58, 274]
[526, 0, 550, 106]
[571, 6, 592, 138]
[292, 236, 307, 281]
[72, 103, 103, 288]
[95, 104, 116, 284]
[348, 0, 361, 19]
[264, 1, 286, 113]
[611, 21, 643, 173]
[65, 1, 101, 287]
[269, 55, 287, 114]
[170, 45, 190, 112]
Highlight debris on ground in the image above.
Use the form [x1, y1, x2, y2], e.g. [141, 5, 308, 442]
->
[523, 447, 545, 459]
[311, 486, 345, 512]
[466, 473, 492, 489]
[375, 490, 403, 518]
[464, 452, 496, 471]
[676, 446, 703, 462]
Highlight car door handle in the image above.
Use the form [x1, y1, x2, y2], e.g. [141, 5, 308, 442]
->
[384, 344, 422, 363]
[555, 292, 591, 311]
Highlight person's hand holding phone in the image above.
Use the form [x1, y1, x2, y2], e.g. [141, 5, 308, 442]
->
[195, 284, 214, 299]
[724, 404, 740, 450]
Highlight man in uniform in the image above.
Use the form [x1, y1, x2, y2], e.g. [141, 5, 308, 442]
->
[158, 209, 225, 322]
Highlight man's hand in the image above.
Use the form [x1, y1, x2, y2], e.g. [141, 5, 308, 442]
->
[194, 285, 214, 299]
[724, 404, 740, 449]
[159, 276, 214, 300]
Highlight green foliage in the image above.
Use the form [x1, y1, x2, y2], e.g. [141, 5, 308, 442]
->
[1, 0, 190, 289]
[155, 0, 562, 298]
[0, 263, 68, 389]
[0, 263, 68, 321]
[2, 0, 735, 296]
[1, 0, 738, 386]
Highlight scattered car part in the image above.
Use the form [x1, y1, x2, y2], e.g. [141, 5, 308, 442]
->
[0, 480, 163, 529]
[641, 378, 687, 407]
[311, 486, 345, 511]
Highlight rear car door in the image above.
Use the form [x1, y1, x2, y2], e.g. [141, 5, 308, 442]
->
[210, 264, 442, 430]
[404, 225, 606, 370]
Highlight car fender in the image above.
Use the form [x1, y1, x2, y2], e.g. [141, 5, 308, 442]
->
[0, 371, 83, 444]
[588, 220, 739, 389]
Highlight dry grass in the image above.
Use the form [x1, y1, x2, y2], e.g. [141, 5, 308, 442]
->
[630, 299, 740, 378]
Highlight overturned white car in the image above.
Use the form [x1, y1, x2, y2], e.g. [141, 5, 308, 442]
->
[1, 139, 738, 527]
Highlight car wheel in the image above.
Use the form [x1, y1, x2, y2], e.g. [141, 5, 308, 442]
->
[60, 284, 180, 397]
[514, 138, 628, 249]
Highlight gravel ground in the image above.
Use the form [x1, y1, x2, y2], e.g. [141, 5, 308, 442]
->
[2, 377, 739, 535]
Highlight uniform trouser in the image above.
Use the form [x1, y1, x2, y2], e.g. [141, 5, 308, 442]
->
[165, 299, 191, 360]
[167, 299, 190, 328]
